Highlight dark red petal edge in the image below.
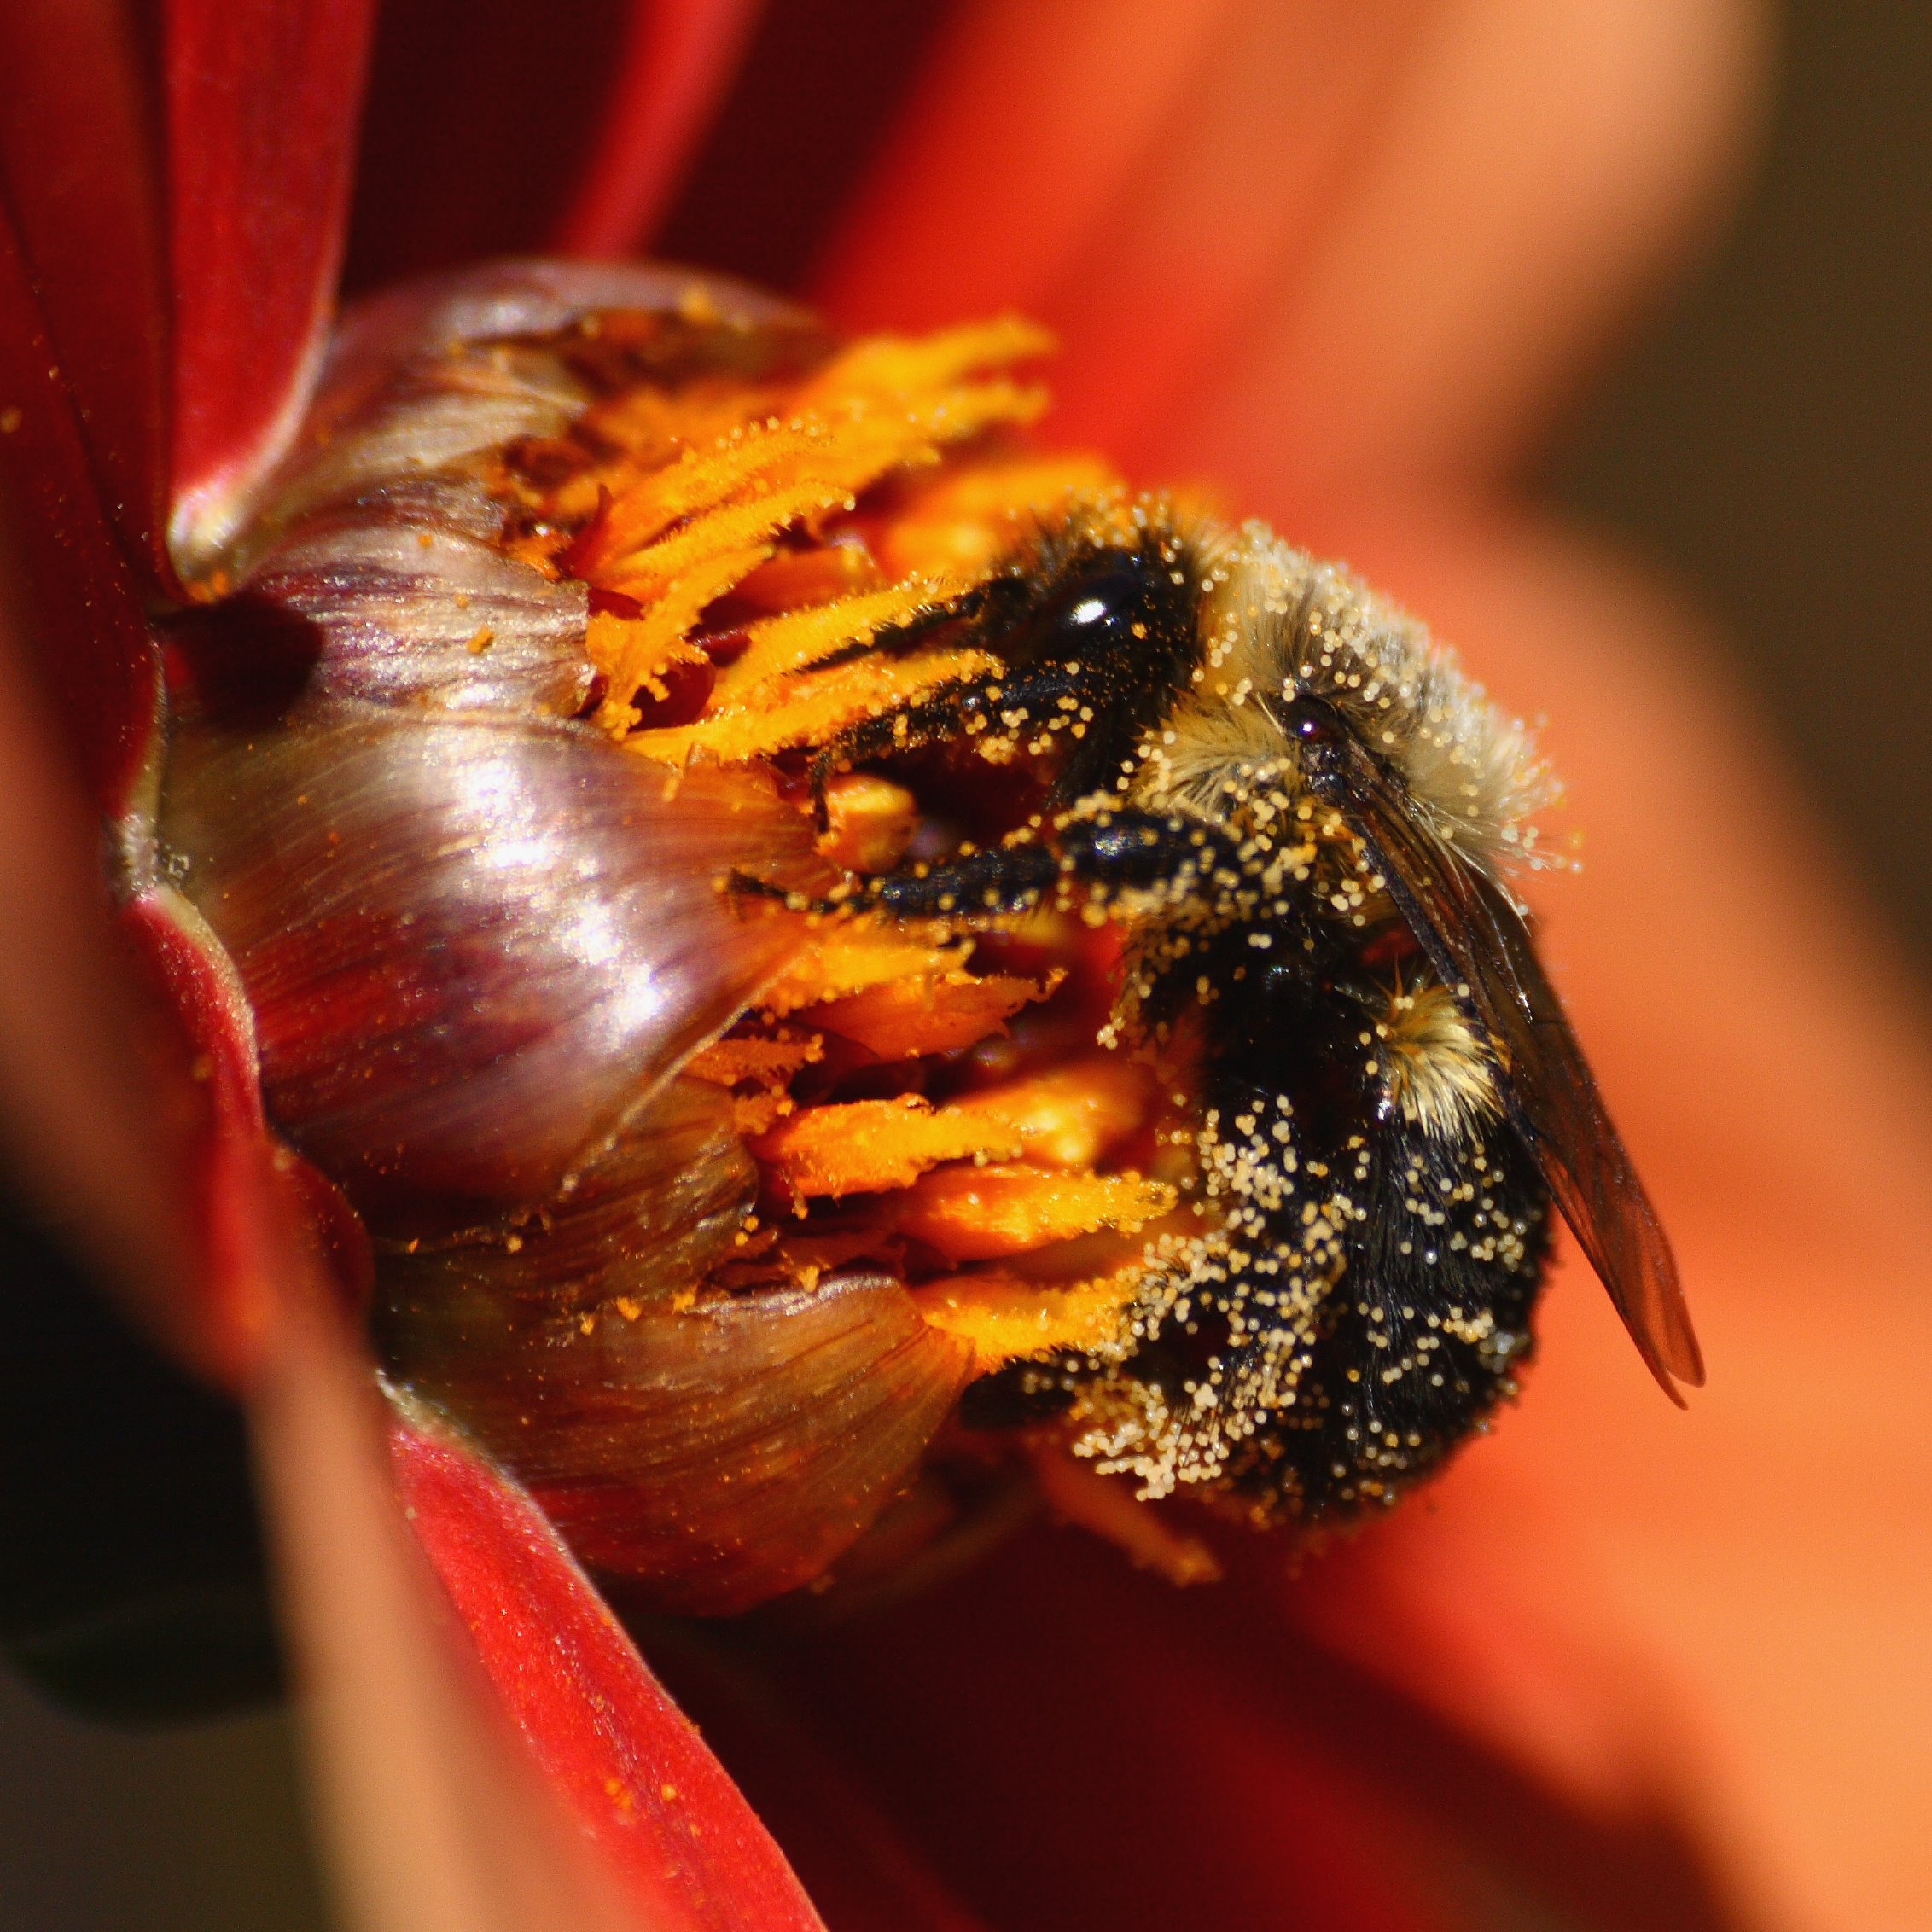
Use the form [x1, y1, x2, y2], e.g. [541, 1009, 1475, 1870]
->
[0, 0, 172, 591]
[0, 197, 160, 815]
[164, 0, 375, 575]
[552, 0, 765, 257]
[391, 1399, 828, 1932]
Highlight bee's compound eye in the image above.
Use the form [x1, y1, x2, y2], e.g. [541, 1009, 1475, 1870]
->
[1043, 550, 1167, 643]
[1283, 693, 1343, 746]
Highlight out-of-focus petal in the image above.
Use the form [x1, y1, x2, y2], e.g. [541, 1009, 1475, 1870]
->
[818, 0, 1767, 494]
[553, 0, 765, 257]
[0, 548, 194, 1345]
[345, 0, 757, 291]
[247, 1285, 647, 1932]
[245, 1272, 829, 1932]
[703, 1522, 1738, 1932]
[344, 0, 622, 291]
[0, 0, 169, 585]
[636, 1629, 997, 1932]
[165, 0, 375, 574]
[1269, 505, 1932, 1932]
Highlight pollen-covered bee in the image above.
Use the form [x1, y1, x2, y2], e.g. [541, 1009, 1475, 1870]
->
[157, 261, 1700, 1614]
[746, 506, 1704, 1511]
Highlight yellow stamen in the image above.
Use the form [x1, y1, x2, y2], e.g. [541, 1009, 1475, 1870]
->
[803, 969, 1051, 1059]
[716, 574, 968, 699]
[879, 454, 1124, 579]
[794, 317, 1055, 409]
[684, 1034, 823, 1086]
[760, 929, 967, 1013]
[631, 647, 998, 766]
[893, 1163, 1174, 1263]
[943, 1059, 1152, 1172]
[503, 311, 1175, 1388]
[816, 775, 918, 874]
[911, 1267, 1141, 1372]
[754, 1094, 1022, 1200]
[587, 581, 740, 736]
[585, 383, 1046, 593]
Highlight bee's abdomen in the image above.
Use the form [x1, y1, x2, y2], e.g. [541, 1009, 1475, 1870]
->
[1070, 944, 1551, 1515]
[1271, 1109, 1549, 1514]
[1219, 963, 1548, 1512]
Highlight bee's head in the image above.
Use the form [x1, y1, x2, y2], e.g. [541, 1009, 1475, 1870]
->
[1136, 527, 1556, 879]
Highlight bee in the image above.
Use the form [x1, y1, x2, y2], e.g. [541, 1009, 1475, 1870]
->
[157, 263, 1701, 1611]
[744, 510, 1704, 1513]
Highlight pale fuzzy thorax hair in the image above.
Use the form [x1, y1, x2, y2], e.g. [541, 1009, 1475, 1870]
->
[1133, 525, 1557, 878]
[1376, 981, 1502, 1141]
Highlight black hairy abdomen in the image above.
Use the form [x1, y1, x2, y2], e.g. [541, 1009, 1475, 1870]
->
[1195, 946, 1551, 1516]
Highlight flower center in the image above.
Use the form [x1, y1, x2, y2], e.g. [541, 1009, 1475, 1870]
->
[494, 306, 1195, 1380]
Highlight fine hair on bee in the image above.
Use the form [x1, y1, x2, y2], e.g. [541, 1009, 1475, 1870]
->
[775, 501, 1702, 1517]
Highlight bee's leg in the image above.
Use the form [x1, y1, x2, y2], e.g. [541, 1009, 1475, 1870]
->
[740, 811, 1242, 920]
[808, 656, 1096, 821]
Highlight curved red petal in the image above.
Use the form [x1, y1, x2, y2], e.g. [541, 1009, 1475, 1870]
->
[392, 1403, 826, 1932]
[115, 889, 306, 1386]
[0, 0, 171, 587]
[552, 0, 765, 258]
[164, 0, 375, 574]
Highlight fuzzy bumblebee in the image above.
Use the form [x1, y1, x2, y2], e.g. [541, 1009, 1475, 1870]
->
[158, 262, 1702, 1614]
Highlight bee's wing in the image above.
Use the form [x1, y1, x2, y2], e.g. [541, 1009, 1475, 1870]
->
[1330, 742, 1704, 1402]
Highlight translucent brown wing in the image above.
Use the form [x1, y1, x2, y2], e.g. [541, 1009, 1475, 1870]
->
[1315, 732, 1704, 1401]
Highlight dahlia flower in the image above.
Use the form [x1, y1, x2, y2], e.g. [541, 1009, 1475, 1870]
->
[2, 3, 1926, 1930]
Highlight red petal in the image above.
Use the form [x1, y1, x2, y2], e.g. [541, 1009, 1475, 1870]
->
[164, 0, 375, 573]
[0, 0, 171, 587]
[817, 0, 1763, 497]
[343, 0, 758, 286]
[702, 1524, 1737, 1932]
[0, 201, 159, 812]
[392, 1402, 826, 1932]
[0, 561, 196, 1332]
[552, 0, 765, 257]
[116, 889, 302, 1385]
[341, 0, 631, 293]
